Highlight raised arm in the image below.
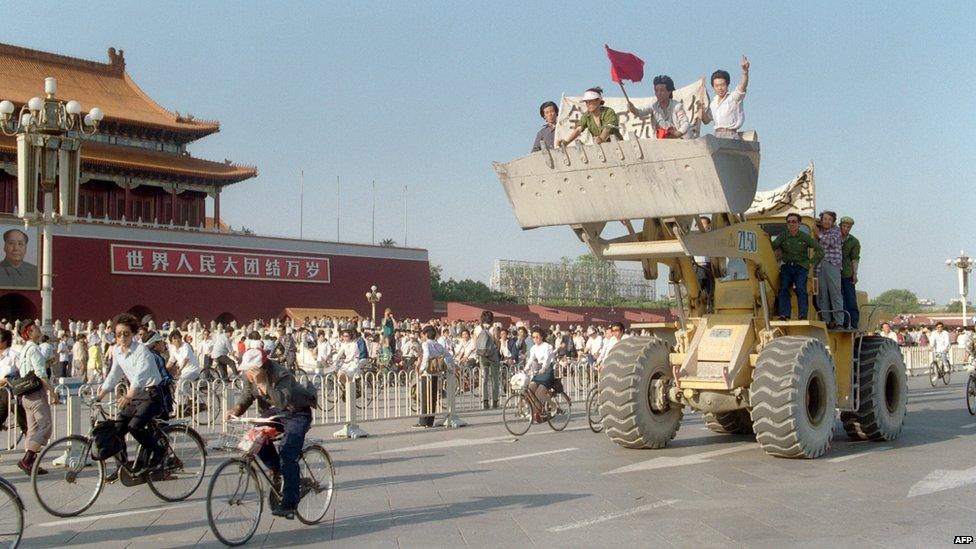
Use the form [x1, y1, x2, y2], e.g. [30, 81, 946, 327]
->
[558, 127, 582, 147]
[738, 55, 750, 94]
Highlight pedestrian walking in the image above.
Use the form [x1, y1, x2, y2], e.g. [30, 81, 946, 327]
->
[476, 311, 501, 409]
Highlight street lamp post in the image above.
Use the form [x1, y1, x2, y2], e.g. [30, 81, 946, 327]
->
[0, 78, 102, 335]
[365, 285, 382, 326]
[946, 251, 973, 327]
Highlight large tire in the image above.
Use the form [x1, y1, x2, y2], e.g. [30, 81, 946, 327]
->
[750, 336, 836, 458]
[841, 337, 907, 441]
[703, 409, 754, 435]
[598, 337, 682, 449]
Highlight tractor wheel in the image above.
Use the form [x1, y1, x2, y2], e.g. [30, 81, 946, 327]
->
[598, 336, 681, 449]
[750, 336, 836, 458]
[840, 337, 907, 441]
[703, 410, 754, 435]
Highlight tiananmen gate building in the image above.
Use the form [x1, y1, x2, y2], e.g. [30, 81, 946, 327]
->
[0, 43, 432, 323]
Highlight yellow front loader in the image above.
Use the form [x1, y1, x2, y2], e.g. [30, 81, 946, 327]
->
[494, 134, 907, 458]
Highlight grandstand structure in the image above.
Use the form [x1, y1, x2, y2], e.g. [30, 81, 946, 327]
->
[489, 258, 661, 304]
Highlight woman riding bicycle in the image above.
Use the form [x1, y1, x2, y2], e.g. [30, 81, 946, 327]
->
[524, 326, 555, 421]
[224, 332, 317, 520]
[95, 313, 168, 479]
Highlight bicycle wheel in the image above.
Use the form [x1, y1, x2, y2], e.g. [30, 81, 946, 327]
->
[0, 479, 22, 548]
[547, 392, 572, 431]
[194, 384, 223, 426]
[296, 444, 335, 525]
[206, 458, 263, 547]
[32, 435, 105, 517]
[968, 375, 976, 416]
[929, 363, 939, 387]
[587, 388, 604, 433]
[943, 362, 951, 385]
[503, 394, 532, 436]
[147, 424, 207, 502]
[355, 378, 375, 410]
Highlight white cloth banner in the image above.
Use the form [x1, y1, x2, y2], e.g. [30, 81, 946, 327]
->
[746, 164, 817, 218]
[555, 78, 709, 145]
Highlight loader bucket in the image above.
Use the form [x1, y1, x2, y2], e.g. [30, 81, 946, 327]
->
[494, 134, 760, 229]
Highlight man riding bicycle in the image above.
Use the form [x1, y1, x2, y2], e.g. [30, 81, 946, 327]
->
[225, 333, 317, 520]
[95, 314, 168, 480]
[931, 322, 951, 364]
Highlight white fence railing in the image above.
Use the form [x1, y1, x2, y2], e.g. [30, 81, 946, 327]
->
[0, 347, 965, 452]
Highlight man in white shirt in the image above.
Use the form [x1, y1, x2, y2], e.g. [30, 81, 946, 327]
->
[931, 322, 951, 355]
[210, 327, 236, 380]
[627, 75, 690, 139]
[701, 55, 750, 139]
[315, 330, 333, 368]
[597, 322, 625, 366]
[879, 322, 899, 343]
[584, 329, 603, 367]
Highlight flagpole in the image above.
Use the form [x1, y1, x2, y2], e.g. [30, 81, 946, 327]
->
[299, 169, 304, 239]
[336, 175, 340, 242]
[617, 81, 631, 103]
[371, 179, 376, 245]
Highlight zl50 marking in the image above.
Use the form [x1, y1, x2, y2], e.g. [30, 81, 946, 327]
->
[737, 230, 758, 253]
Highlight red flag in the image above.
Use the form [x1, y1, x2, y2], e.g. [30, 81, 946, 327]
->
[605, 44, 645, 83]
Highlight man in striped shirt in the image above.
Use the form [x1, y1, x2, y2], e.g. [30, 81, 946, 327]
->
[816, 211, 845, 328]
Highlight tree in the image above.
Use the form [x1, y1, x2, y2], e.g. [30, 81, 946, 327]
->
[429, 264, 515, 303]
[379, 238, 397, 247]
[872, 289, 922, 314]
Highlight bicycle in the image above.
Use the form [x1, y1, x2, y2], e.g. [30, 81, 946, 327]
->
[586, 385, 603, 433]
[32, 401, 207, 517]
[966, 356, 976, 415]
[0, 476, 23, 548]
[502, 375, 571, 436]
[929, 350, 952, 387]
[206, 416, 335, 546]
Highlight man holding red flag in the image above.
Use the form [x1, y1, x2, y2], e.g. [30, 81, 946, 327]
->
[627, 75, 691, 139]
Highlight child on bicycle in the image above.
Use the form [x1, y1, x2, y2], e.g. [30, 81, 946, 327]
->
[95, 314, 168, 480]
[225, 333, 317, 520]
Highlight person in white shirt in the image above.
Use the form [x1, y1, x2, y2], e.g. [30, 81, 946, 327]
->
[523, 326, 556, 416]
[331, 329, 364, 381]
[0, 328, 26, 441]
[415, 325, 451, 428]
[597, 322, 625, 366]
[315, 330, 333, 369]
[879, 322, 899, 343]
[584, 329, 603, 367]
[454, 329, 476, 368]
[701, 55, 750, 139]
[167, 330, 201, 405]
[627, 75, 690, 139]
[210, 327, 236, 380]
[931, 322, 951, 355]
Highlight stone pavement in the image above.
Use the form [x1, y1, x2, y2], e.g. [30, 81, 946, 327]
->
[7, 375, 976, 548]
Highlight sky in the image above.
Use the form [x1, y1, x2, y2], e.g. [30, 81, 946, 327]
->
[6, 1, 976, 303]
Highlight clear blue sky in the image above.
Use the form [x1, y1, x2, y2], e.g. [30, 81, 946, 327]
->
[7, 1, 976, 303]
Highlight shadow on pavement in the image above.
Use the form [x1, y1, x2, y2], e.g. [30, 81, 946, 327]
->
[262, 492, 588, 544]
[336, 454, 443, 468]
[339, 469, 487, 491]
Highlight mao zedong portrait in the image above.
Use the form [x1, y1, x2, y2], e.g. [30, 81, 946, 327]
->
[0, 229, 37, 288]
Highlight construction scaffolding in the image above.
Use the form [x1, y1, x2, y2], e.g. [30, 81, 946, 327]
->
[489, 258, 660, 304]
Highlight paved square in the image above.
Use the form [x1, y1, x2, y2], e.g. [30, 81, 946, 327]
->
[8, 375, 975, 547]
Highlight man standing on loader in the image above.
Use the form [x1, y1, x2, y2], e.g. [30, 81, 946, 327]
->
[839, 216, 861, 329]
[773, 213, 824, 321]
[816, 211, 845, 328]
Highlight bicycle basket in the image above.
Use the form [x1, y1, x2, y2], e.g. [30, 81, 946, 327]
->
[237, 426, 280, 454]
[90, 419, 124, 461]
[510, 372, 528, 392]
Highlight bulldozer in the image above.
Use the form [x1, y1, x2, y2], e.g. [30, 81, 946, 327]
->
[493, 133, 907, 458]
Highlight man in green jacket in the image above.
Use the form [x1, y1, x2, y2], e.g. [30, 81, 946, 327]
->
[772, 213, 825, 320]
[839, 216, 861, 329]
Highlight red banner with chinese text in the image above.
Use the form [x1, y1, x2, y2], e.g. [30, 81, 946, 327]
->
[110, 245, 330, 284]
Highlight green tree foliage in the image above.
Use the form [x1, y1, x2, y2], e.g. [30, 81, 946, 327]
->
[379, 238, 397, 247]
[430, 265, 516, 303]
[872, 289, 922, 315]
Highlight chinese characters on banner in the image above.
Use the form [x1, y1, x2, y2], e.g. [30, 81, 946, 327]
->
[111, 245, 330, 284]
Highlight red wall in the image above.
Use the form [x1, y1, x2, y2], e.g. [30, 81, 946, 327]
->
[1, 234, 433, 323]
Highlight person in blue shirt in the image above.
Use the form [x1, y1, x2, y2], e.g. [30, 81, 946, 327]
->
[96, 313, 166, 478]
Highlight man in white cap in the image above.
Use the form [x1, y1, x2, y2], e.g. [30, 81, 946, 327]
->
[226, 333, 316, 520]
[557, 87, 622, 146]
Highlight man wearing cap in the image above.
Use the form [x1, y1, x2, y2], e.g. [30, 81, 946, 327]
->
[532, 101, 558, 152]
[839, 216, 861, 329]
[226, 337, 317, 520]
[558, 87, 622, 146]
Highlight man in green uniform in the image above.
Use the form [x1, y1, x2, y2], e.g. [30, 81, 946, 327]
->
[558, 87, 622, 146]
[772, 213, 824, 320]
[839, 216, 861, 329]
